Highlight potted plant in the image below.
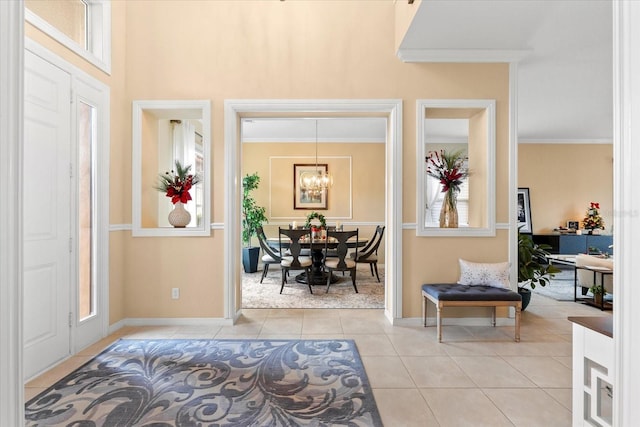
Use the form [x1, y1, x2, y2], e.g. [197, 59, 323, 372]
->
[589, 284, 607, 306]
[242, 173, 268, 273]
[517, 230, 561, 310]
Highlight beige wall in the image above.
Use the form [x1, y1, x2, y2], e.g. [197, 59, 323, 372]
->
[243, 141, 386, 261]
[29, 1, 511, 322]
[394, 0, 421, 52]
[518, 144, 613, 234]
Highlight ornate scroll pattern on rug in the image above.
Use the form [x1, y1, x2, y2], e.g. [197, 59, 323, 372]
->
[25, 339, 383, 426]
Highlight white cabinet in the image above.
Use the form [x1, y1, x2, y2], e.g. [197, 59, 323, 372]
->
[570, 316, 613, 427]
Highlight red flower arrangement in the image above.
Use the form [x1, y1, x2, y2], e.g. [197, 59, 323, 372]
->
[426, 149, 469, 194]
[156, 160, 201, 205]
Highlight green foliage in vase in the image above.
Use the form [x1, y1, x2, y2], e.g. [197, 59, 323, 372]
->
[242, 173, 268, 247]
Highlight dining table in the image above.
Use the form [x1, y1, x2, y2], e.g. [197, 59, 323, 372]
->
[267, 235, 368, 286]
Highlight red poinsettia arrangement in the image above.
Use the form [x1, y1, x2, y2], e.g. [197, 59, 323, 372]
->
[426, 149, 469, 194]
[156, 160, 201, 205]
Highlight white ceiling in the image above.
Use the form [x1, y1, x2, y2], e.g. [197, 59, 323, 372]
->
[399, 0, 613, 143]
[241, 1, 612, 144]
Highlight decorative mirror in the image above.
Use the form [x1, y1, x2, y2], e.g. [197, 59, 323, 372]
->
[132, 100, 211, 236]
[416, 99, 496, 237]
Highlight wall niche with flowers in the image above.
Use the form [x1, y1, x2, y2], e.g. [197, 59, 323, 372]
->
[416, 99, 496, 237]
[132, 100, 211, 237]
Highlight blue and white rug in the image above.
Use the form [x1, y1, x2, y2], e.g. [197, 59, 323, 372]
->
[25, 339, 382, 426]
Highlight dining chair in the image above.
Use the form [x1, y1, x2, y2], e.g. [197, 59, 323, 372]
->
[324, 229, 359, 293]
[279, 227, 313, 294]
[351, 225, 385, 282]
[324, 224, 344, 258]
[256, 226, 283, 284]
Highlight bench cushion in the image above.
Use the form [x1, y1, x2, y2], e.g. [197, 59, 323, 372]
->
[422, 284, 521, 302]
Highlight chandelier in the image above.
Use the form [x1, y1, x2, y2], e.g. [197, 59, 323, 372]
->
[299, 120, 333, 195]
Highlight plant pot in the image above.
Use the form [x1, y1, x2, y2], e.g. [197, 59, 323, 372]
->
[594, 293, 604, 306]
[518, 287, 532, 311]
[242, 246, 260, 273]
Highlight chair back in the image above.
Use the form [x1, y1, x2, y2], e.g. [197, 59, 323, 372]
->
[326, 229, 358, 270]
[279, 227, 311, 268]
[360, 225, 385, 259]
[256, 226, 281, 262]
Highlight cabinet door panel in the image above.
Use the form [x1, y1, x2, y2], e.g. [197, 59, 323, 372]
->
[559, 235, 586, 254]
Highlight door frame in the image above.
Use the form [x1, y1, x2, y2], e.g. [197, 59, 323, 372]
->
[0, 0, 24, 423]
[224, 99, 403, 323]
[25, 39, 110, 359]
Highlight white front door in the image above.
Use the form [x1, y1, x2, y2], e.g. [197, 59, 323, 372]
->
[23, 50, 72, 379]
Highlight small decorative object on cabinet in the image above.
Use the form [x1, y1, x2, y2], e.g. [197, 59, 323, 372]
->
[582, 201, 605, 234]
[156, 160, 200, 228]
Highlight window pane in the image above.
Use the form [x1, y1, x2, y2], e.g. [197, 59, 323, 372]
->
[78, 101, 95, 320]
[25, 0, 87, 48]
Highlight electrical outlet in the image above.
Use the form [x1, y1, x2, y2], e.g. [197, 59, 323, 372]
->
[171, 288, 180, 299]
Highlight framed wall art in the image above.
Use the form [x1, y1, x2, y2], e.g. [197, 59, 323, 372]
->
[517, 187, 532, 233]
[294, 163, 328, 210]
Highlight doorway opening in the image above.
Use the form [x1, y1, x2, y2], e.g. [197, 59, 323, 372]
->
[240, 117, 387, 310]
[224, 100, 403, 323]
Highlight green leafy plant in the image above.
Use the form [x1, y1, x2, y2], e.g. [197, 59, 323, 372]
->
[305, 211, 326, 229]
[589, 284, 607, 296]
[242, 173, 268, 247]
[518, 230, 561, 289]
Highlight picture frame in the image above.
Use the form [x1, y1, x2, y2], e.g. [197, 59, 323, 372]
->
[517, 187, 533, 233]
[567, 220, 579, 230]
[294, 164, 328, 210]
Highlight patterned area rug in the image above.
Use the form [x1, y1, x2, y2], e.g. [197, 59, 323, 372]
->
[25, 339, 382, 426]
[531, 267, 576, 301]
[242, 265, 384, 309]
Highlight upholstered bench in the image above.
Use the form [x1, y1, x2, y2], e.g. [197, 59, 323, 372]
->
[421, 284, 522, 343]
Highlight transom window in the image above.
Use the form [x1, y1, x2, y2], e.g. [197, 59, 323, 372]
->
[25, 0, 111, 74]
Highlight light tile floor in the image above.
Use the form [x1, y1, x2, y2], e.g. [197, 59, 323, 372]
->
[25, 294, 610, 426]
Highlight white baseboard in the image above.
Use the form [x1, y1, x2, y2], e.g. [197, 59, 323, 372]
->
[108, 317, 233, 334]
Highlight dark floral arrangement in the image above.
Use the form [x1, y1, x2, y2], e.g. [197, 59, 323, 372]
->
[582, 201, 605, 230]
[156, 160, 200, 205]
[426, 149, 469, 195]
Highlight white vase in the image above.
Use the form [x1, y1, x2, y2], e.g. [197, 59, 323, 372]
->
[168, 202, 191, 228]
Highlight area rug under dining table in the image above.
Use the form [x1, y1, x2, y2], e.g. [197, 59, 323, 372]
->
[25, 339, 382, 426]
[242, 264, 385, 309]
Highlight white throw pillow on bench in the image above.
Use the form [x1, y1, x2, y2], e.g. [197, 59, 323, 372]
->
[457, 259, 510, 289]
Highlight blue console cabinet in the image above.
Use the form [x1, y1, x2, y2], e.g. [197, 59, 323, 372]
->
[532, 234, 613, 255]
